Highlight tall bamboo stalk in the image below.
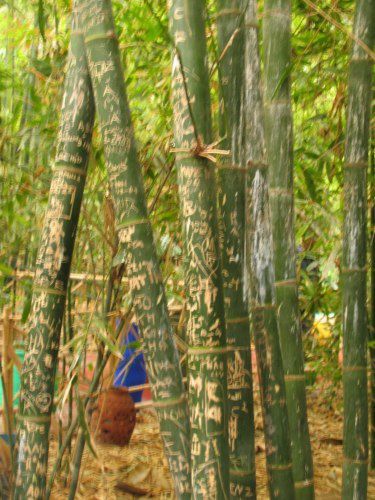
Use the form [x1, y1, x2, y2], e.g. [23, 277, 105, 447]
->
[13, 11, 95, 499]
[371, 139, 375, 470]
[244, 1, 294, 498]
[262, 0, 314, 497]
[342, 0, 374, 496]
[168, 1, 229, 497]
[79, 1, 191, 496]
[216, 1, 255, 497]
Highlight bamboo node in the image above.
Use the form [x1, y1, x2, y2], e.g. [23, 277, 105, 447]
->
[344, 160, 368, 169]
[84, 31, 117, 44]
[227, 345, 250, 352]
[33, 286, 66, 297]
[342, 366, 367, 372]
[229, 468, 255, 477]
[117, 218, 150, 230]
[274, 279, 298, 287]
[153, 394, 186, 409]
[284, 374, 305, 382]
[268, 462, 293, 471]
[265, 98, 290, 107]
[269, 188, 293, 196]
[53, 163, 87, 176]
[251, 303, 276, 311]
[226, 316, 249, 324]
[244, 20, 259, 29]
[262, 9, 291, 19]
[188, 346, 227, 355]
[171, 138, 230, 163]
[216, 8, 242, 17]
[217, 163, 247, 172]
[247, 160, 268, 169]
[17, 414, 51, 423]
[352, 55, 373, 62]
[341, 266, 367, 273]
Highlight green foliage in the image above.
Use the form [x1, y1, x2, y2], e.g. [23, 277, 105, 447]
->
[0, 0, 362, 391]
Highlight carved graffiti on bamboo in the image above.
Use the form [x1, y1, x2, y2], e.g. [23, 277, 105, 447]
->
[228, 350, 249, 389]
[48, 174, 77, 221]
[87, 59, 115, 81]
[74, 2, 192, 495]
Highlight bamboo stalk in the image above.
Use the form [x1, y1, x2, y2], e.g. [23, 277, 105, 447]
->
[371, 137, 375, 470]
[244, 1, 294, 498]
[168, 1, 230, 497]
[68, 234, 121, 498]
[341, 0, 374, 496]
[262, 0, 314, 497]
[216, 1, 255, 496]
[58, 312, 67, 461]
[78, 1, 191, 497]
[66, 282, 74, 466]
[2, 306, 14, 436]
[13, 9, 95, 498]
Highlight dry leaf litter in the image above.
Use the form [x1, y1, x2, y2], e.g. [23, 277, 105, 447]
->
[48, 383, 375, 499]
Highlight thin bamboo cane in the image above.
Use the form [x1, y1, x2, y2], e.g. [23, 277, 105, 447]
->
[2, 306, 13, 436]
[216, 2, 255, 497]
[13, 10, 95, 498]
[342, 0, 374, 496]
[168, 1, 230, 497]
[45, 313, 131, 498]
[68, 240, 121, 499]
[78, 1, 191, 496]
[244, 1, 295, 498]
[262, 0, 314, 497]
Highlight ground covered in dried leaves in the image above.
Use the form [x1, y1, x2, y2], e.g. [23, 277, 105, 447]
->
[49, 383, 375, 499]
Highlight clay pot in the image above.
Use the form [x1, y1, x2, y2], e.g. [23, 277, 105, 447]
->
[90, 387, 136, 446]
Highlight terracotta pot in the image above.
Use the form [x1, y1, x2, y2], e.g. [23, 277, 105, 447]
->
[90, 387, 136, 446]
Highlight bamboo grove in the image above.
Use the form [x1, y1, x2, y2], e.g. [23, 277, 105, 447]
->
[0, 0, 373, 498]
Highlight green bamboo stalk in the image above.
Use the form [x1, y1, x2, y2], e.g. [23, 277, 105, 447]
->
[13, 11, 95, 499]
[68, 427, 85, 500]
[342, 0, 374, 496]
[262, 0, 314, 497]
[18, 42, 37, 170]
[66, 282, 74, 465]
[18, 9, 39, 170]
[168, 1, 230, 497]
[216, 2, 255, 497]
[78, 1, 191, 497]
[244, 1, 294, 498]
[371, 138, 375, 470]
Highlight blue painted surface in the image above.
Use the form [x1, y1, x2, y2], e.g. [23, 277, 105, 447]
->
[0, 433, 15, 444]
[113, 323, 147, 403]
